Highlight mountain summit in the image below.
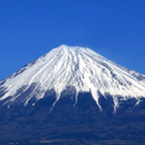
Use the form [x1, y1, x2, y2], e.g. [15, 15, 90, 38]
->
[0, 45, 145, 112]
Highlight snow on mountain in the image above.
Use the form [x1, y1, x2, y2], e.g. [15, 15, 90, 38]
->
[0, 45, 145, 111]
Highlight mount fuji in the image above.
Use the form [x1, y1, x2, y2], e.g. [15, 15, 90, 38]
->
[0, 45, 145, 144]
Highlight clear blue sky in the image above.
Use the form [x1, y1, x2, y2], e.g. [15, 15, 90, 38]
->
[0, 0, 145, 80]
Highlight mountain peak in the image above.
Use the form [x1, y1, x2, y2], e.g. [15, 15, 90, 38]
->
[53, 44, 94, 54]
[56, 44, 83, 50]
[0, 45, 145, 112]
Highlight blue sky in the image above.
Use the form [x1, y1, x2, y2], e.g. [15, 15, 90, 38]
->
[0, 0, 145, 80]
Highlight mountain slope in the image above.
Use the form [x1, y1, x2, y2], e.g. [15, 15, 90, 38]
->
[0, 45, 145, 112]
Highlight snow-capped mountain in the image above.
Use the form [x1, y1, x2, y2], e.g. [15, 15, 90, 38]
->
[1, 45, 145, 144]
[0, 44, 145, 112]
